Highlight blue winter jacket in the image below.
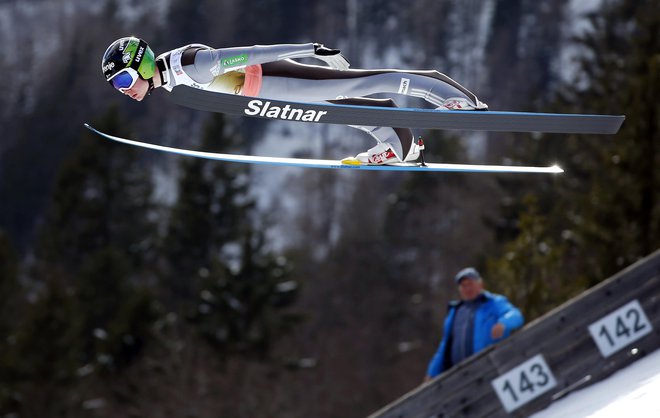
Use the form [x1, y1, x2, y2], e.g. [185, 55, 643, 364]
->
[426, 291, 524, 377]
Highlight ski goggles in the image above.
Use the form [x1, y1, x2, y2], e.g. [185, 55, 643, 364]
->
[107, 68, 140, 91]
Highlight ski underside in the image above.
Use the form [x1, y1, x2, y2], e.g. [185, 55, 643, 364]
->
[169, 85, 625, 135]
[84, 124, 563, 173]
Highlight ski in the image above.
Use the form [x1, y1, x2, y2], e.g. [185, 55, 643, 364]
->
[169, 85, 625, 135]
[84, 124, 563, 174]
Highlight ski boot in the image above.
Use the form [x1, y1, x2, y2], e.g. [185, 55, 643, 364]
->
[341, 142, 401, 166]
[341, 138, 425, 166]
[438, 97, 489, 111]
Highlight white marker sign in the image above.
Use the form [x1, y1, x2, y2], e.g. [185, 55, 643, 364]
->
[588, 299, 652, 358]
[492, 354, 557, 413]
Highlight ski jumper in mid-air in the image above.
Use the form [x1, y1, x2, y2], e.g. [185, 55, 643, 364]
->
[101, 37, 488, 165]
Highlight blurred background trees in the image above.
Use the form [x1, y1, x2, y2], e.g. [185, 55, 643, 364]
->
[0, 0, 657, 416]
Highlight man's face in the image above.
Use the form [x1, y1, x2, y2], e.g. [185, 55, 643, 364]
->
[458, 277, 483, 301]
[120, 77, 149, 101]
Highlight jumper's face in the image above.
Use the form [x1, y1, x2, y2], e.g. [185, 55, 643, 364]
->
[108, 67, 150, 101]
[119, 77, 149, 101]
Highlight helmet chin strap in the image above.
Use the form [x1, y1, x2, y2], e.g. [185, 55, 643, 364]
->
[147, 58, 167, 96]
[147, 77, 155, 95]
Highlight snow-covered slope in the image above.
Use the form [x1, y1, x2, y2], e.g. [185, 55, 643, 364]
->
[531, 349, 660, 418]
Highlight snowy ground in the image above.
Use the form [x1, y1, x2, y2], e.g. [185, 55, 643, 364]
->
[531, 349, 660, 418]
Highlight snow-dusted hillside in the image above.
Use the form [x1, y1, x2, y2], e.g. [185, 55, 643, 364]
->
[0, 0, 604, 249]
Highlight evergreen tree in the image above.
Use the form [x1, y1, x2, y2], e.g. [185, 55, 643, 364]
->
[554, 0, 660, 282]
[160, 113, 299, 358]
[486, 196, 582, 320]
[35, 107, 159, 371]
[4, 274, 80, 416]
[486, 0, 659, 306]
[194, 231, 300, 358]
[73, 247, 158, 370]
[36, 106, 156, 275]
[3, 107, 160, 415]
[160, 113, 251, 302]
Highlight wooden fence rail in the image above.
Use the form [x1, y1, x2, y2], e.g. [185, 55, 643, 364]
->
[369, 248, 660, 418]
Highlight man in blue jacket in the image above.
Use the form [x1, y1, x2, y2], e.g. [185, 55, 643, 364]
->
[426, 268, 524, 379]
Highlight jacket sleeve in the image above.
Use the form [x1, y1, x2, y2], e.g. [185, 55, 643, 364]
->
[494, 295, 524, 336]
[426, 309, 454, 378]
[426, 339, 445, 378]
